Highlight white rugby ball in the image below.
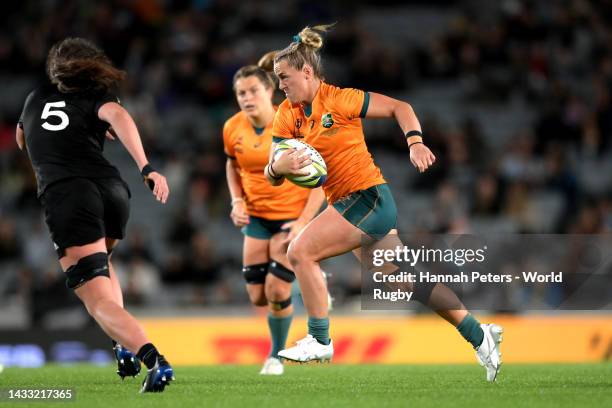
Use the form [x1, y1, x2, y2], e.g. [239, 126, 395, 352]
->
[273, 139, 327, 188]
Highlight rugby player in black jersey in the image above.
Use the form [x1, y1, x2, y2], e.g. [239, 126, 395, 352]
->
[16, 38, 174, 393]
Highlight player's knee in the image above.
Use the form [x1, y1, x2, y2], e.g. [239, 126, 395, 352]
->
[265, 281, 291, 303]
[287, 239, 309, 267]
[243, 262, 268, 306]
[268, 260, 296, 283]
[65, 252, 110, 290]
[248, 290, 268, 307]
[242, 263, 268, 285]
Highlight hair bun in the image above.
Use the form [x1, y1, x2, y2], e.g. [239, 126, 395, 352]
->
[298, 23, 336, 50]
[258, 51, 277, 72]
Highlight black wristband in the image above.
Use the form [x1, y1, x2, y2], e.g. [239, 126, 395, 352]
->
[408, 141, 423, 149]
[141, 164, 155, 177]
[405, 130, 423, 138]
[268, 163, 282, 180]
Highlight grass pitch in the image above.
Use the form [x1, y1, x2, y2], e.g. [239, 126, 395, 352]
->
[1, 363, 610, 407]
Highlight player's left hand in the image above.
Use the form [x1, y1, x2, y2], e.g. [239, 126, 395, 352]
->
[144, 171, 170, 204]
[409, 143, 436, 173]
[281, 218, 308, 245]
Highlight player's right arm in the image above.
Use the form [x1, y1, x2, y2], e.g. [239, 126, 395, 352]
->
[226, 158, 250, 227]
[98, 101, 169, 203]
[223, 122, 249, 227]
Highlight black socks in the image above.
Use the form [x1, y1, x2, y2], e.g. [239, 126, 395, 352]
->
[136, 343, 160, 369]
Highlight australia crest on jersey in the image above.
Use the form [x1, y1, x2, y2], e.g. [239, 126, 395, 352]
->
[321, 113, 334, 128]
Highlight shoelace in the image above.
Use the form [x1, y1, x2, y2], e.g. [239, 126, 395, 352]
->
[157, 355, 170, 367]
[479, 339, 493, 365]
[296, 335, 315, 347]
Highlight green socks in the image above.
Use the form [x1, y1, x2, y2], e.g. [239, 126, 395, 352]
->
[268, 314, 293, 358]
[457, 313, 485, 349]
[308, 316, 330, 345]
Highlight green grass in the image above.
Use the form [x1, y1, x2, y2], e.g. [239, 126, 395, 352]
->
[1, 363, 611, 407]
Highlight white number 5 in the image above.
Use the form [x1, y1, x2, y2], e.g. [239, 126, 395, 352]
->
[41, 101, 69, 131]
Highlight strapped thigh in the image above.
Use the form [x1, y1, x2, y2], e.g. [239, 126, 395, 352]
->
[65, 252, 110, 289]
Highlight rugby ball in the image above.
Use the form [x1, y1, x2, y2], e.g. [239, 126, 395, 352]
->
[273, 139, 327, 188]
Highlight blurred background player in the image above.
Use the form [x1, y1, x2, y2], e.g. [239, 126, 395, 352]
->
[265, 25, 503, 381]
[224, 54, 326, 374]
[16, 38, 174, 392]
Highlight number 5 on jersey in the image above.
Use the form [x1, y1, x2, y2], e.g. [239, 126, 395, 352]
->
[41, 101, 69, 131]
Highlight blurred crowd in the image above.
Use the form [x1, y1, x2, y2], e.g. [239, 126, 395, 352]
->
[0, 0, 611, 323]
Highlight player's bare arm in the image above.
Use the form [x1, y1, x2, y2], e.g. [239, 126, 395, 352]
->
[366, 92, 436, 173]
[98, 102, 169, 203]
[16, 124, 25, 151]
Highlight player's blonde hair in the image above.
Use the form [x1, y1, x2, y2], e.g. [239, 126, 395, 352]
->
[274, 23, 335, 78]
[232, 51, 277, 91]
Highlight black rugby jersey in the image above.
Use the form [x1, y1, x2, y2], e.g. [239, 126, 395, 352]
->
[19, 84, 122, 196]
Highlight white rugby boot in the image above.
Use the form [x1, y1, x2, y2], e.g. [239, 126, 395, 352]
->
[278, 335, 334, 363]
[259, 357, 284, 375]
[476, 323, 503, 382]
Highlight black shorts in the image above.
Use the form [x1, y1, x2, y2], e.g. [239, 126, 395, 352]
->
[41, 177, 131, 258]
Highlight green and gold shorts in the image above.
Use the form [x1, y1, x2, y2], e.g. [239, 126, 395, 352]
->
[332, 183, 397, 239]
[242, 215, 293, 240]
